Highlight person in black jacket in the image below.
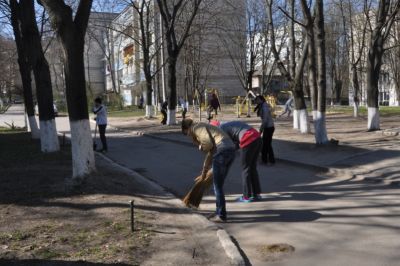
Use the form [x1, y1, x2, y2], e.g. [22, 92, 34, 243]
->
[161, 101, 168, 125]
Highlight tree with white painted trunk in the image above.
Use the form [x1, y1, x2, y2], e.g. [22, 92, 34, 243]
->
[156, 0, 203, 125]
[7, 0, 40, 139]
[338, 0, 368, 117]
[39, 0, 95, 179]
[130, 0, 161, 119]
[313, 0, 329, 144]
[18, 0, 59, 152]
[300, 0, 318, 121]
[365, 0, 400, 131]
[266, 0, 310, 133]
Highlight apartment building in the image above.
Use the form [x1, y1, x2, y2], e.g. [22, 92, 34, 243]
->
[105, 0, 246, 106]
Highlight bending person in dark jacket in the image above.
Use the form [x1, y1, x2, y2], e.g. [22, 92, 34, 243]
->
[218, 120, 262, 202]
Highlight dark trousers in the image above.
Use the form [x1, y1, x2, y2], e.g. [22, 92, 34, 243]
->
[262, 127, 275, 164]
[98, 124, 108, 151]
[207, 106, 218, 119]
[241, 138, 262, 198]
[212, 148, 235, 219]
[182, 108, 187, 119]
[161, 110, 167, 124]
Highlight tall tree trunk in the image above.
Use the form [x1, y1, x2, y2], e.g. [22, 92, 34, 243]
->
[351, 64, 360, 117]
[145, 78, 153, 118]
[292, 40, 310, 134]
[167, 56, 177, 125]
[9, 0, 40, 139]
[314, 0, 329, 144]
[308, 33, 318, 120]
[64, 33, 95, 178]
[22, 68, 40, 139]
[40, 0, 95, 179]
[20, 0, 59, 152]
[268, 0, 309, 133]
[365, 0, 400, 130]
[366, 47, 382, 130]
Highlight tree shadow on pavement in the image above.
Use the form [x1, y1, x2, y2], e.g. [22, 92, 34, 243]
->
[227, 209, 322, 223]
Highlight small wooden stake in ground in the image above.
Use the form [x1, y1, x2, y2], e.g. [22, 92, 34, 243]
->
[130, 200, 134, 232]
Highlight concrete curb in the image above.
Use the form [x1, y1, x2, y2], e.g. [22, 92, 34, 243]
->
[217, 229, 246, 266]
[96, 152, 246, 266]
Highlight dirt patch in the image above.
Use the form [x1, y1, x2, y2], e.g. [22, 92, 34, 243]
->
[257, 243, 295, 262]
[0, 130, 161, 265]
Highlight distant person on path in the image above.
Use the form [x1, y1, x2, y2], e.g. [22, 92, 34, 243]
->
[255, 95, 275, 164]
[182, 119, 235, 223]
[161, 101, 168, 125]
[207, 93, 221, 121]
[218, 120, 263, 202]
[279, 96, 293, 118]
[139, 95, 144, 109]
[179, 97, 187, 119]
[93, 97, 108, 153]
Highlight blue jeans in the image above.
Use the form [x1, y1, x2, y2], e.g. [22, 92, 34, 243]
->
[212, 148, 235, 219]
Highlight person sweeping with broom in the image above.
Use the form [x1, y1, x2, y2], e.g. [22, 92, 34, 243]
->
[93, 97, 108, 153]
[182, 119, 235, 223]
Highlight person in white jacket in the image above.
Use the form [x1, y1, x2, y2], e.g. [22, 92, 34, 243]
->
[93, 97, 108, 152]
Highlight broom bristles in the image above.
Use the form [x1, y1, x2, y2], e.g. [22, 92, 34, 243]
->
[183, 170, 213, 208]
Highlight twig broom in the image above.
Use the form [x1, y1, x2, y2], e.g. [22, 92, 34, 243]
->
[183, 170, 213, 208]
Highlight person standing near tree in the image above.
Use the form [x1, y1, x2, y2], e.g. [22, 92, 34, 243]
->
[181, 118, 235, 223]
[93, 97, 108, 153]
[254, 95, 275, 164]
[160, 101, 168, 125]
[179, 96, 187, 119]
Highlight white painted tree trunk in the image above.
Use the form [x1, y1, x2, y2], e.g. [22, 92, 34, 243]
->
[167, 109, 176, 125]
[28, 116, 40, 139]
[293, 109, 310, 133]
[298, 109, 310, 133]
[312, 110, 318, 121]
[39, 119, 60, 152]
[353, 102, 359, 118]
[145, 105, 154, 118]
[314, 111, 329, 144]
[367, 107, 380, 131]
[293, 109, 300, 130]
[70, 119, 95, 179]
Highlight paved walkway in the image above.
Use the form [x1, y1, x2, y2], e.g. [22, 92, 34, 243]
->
[102, 111, 400, 266]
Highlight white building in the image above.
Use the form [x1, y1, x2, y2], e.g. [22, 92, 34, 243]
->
[105, 0, 246, 106]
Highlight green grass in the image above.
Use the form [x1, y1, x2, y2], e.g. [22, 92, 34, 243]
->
[107, 106, 146, 118]
[34, 248, 61, 260]
[108, 110, 146, 118]
[326, 106, 400, 116]
[0, 126, 26, 133]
